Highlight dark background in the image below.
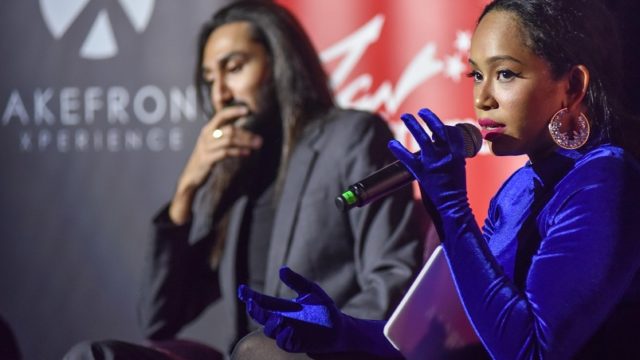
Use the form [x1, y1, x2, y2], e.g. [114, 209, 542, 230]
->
[0, 1, 232, 359]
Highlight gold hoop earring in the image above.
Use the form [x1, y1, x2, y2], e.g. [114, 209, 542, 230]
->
[548, 108, 591, 150]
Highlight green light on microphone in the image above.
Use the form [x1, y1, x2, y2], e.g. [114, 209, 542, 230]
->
[341, 190, 357, 205]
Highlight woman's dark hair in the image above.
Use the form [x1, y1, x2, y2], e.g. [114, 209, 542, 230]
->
[480, 0, 640, 156]
[195, 0, 334, 169]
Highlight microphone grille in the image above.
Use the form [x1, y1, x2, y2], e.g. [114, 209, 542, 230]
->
[455, 123, 483, 158]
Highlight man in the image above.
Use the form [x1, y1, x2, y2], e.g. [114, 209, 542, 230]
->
[66, 1, 425, 358]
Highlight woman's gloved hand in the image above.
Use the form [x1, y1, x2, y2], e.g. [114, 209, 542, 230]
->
[238, 267, 400, 357]
[387, 108, 471, 225]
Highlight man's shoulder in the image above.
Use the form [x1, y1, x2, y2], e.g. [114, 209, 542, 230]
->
[326, 107, 385, 122]
[321, 107, 389, 136]
[299, 107, 393, 154]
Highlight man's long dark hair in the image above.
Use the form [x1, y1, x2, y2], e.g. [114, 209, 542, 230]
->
[196, 1, 334, 181]
[479, 0, 640, 158]
[194, 1, 334, 265]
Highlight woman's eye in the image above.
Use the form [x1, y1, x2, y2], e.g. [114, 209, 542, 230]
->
[497, 70, 520, 81]
[466, 70, 483, 82]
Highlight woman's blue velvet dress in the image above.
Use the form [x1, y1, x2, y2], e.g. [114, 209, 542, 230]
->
[443, 145, 640, 359]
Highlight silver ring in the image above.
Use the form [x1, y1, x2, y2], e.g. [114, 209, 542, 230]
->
[212, 129, 223, 139]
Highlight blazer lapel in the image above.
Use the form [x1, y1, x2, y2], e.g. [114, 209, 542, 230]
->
[220, 195, 249, 330]
[265, 122, 323, 295]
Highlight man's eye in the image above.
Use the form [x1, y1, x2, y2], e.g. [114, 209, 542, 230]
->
[227, 63, 244, 73]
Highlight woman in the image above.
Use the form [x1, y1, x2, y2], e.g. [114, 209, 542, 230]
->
[236, 0, 640, 358]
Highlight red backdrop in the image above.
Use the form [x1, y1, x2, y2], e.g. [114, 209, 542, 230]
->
[278, 0, 527, 223]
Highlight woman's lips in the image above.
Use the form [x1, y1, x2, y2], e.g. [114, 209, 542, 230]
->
[478, 119, 505, 140]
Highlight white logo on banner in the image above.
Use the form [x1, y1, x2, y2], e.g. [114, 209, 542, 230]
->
[321, 15, 470, 115]
[2, 1, 194, 154]
[320, 15, 487, 153]
[39, 0, 155, 59]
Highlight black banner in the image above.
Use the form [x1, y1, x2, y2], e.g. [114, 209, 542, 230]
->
[0, 1, 232, 358]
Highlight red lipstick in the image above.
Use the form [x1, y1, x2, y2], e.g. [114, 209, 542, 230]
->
[478, 118, 505, 141]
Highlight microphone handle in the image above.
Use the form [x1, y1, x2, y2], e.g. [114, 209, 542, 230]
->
[335, 160, 414, 212]
[334, 123, 482, 212]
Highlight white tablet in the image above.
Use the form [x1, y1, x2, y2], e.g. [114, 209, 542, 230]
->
[383, 245, 481, 360]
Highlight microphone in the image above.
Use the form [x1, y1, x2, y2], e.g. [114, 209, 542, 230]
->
[335, 123, 483, 212]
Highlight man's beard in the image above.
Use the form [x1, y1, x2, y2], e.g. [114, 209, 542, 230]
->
[206, 89, 281, 267]
[209, 89, 281, 205]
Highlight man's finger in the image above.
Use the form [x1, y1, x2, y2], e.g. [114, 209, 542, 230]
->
[209, 105, 250, 129]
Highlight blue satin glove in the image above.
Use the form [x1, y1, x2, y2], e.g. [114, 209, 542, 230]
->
[388, 108, 470, 226]
[238, 267, 400, 357]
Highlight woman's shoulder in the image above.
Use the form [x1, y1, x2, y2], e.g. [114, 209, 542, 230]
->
[491, 145, 640, 209]
[552, 144, 640, 203]
[540, 144, 640, 233]
[570, 144, 640, 179]
[577, 144, 630, 162]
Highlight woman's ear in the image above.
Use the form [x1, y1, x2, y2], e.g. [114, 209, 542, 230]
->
[565, 64, 590, 112]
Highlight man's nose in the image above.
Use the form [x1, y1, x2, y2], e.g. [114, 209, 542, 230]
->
[212, 79, 233, 111]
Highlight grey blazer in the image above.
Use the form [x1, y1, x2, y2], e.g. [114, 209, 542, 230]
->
[139, 108, 427, 352]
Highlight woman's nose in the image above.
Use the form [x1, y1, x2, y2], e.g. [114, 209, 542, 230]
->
[474, 83, 498, 111]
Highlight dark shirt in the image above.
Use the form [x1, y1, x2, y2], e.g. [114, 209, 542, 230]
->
[245, 182, 276, 294]
[236, 127, 281, 334]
